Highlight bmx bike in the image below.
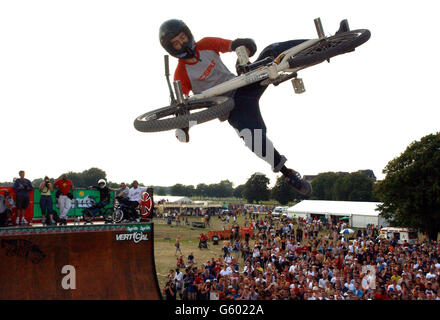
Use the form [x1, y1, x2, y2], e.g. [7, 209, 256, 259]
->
[134, 18, 370, 133]
[82, 201, 114, 224]
[112, 190, 153, 224]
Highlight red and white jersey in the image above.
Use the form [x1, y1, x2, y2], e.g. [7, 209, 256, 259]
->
[174, 37, 235, 95]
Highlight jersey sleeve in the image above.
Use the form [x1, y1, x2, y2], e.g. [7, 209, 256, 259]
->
[197, 37, 232, 54]
[174, 62, 192, 95]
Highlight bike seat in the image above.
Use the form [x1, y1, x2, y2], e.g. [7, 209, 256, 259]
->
[335, 19, 350, 35]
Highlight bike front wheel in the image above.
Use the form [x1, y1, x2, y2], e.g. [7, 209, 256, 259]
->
[288, 29, 371, 68]
[134, 96, 234, 133]
[112, 209, 124, 223]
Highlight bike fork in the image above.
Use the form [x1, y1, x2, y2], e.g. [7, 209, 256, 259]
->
[290, 17, 326, 94]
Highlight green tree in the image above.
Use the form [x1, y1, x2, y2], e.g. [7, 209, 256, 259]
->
[271, 175, 296, 205]
[310, 172, 341, 200]
[184, 185, 196, 197]
[375, 133, 440, 241]
[233, 184, 245, 198]
[32, 178, 44, 187]
[358, 169, 377, 181]
[196, 183, 209, 197]
[170, 183, 186, 196]
[64, 167, 107, 187]
[217, 180, 234, 198]
[333, 172, 374, 201]
[107, 181, 120, 189]
[243, 173, 270, 204]
[156, 187, 167, 196]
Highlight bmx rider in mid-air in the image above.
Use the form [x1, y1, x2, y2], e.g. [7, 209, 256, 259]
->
[159, 19, 349, 196]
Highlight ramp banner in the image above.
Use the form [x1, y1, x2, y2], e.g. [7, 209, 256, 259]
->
[32, 188, 114, 218]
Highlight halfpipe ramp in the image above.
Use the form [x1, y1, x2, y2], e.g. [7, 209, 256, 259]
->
[0, 223, 162, 299]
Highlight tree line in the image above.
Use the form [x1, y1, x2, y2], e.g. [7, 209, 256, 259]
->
[1, 168, 127, 189]
[153, 169, 378, 205]
[1, 167, 378, 205]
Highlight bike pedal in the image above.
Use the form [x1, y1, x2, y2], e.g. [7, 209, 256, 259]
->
[292, 78, 305, 94]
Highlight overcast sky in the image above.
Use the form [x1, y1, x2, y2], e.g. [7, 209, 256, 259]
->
[1, 0, 439, 188]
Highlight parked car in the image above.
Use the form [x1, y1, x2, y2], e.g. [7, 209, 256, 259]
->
[272, 206, 288, 216]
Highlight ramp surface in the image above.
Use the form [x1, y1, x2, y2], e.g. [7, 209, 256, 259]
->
[0, 223, 162, 300]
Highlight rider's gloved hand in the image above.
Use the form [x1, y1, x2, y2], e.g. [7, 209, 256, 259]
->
[232, 38, 257, 75]
[231, 38, 257, 57]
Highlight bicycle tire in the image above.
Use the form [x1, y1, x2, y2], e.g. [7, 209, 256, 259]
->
[288, 29, 371, 69]
[113, 209, 124, 223]
[82, 209, 93, 223]
[134, 96, 234, 133]
[103, 208, 114, 222]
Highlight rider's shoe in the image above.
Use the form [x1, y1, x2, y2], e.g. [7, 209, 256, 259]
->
[283, 168, 312, 197]
[175, 127, 190, 143]
[335, 19, 350, 35]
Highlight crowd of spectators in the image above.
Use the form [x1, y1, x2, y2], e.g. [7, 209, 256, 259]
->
[163, 213, 440, 301]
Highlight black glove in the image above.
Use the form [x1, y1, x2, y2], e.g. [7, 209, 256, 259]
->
[231, 38, 257, 57]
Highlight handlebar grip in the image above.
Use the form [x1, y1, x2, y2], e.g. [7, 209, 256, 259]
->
[242, 57, 274, 74]
[164, 55, 170, 76]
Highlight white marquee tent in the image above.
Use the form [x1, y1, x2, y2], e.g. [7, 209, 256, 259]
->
[153, 195, 193, 204]
[287, 200, 388, 228]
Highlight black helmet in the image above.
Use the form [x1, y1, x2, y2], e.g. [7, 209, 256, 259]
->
[159, 19, 196, 59]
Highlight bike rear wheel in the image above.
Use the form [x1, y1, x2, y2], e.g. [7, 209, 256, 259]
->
[82, 209, 93, 223]
[134, 96, 234, 133]
[288, 29, 371, 68]
[103, 208, 114, 223]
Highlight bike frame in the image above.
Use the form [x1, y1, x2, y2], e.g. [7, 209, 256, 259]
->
[187, 38, 320, 101]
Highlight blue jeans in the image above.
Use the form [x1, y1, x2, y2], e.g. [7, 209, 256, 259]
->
[40, 195, 55, 217]
[228, 40, 307, 171]
[89, 200, 109, 215]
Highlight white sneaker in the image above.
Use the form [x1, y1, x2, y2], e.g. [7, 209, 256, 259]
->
[15, 217, 20, 225]
[21, 218, 28, 225]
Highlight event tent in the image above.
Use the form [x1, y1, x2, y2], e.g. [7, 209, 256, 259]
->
[153, 195, 193, 204]
[287, 200, 388, 228]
